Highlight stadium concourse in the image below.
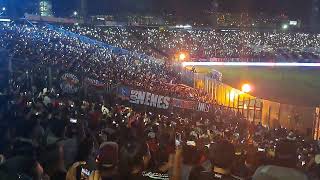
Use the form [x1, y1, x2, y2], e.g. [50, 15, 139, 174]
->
[0, 22, 319, 180]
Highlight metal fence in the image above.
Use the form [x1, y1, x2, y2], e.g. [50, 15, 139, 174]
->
[187, 70, 319, 138]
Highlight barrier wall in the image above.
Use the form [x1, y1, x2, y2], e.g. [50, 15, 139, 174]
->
[191, 72, 318, 136]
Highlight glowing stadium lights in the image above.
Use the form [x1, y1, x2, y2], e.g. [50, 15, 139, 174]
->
[182, 62, 320, 67]
[289, 21, 298, 26]
[175, 51, 189, 61]
[242, 84, 252, 93]
[73, 11, 78, 16]
[0, 18, 11, 22]
[229, 90, 236, 102]
[2, 7, 6, 11]
[179, 53, 187, 61]
[282, 24, 289, 30]
[175, 24, 192, 29]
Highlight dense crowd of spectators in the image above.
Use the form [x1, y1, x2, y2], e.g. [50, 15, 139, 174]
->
[0, 23, 209, 103]
[0, 22, 320, 180]
[63, 25, 320, 62]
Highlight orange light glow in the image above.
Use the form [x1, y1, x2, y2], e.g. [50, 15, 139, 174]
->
[175, 51, 190, 62]
[179, 53, 187, 61]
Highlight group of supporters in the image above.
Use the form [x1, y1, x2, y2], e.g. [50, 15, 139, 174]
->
[63, 26, 320, 62]
[0, 23, 209, 103]
[0, 22, 320, 180]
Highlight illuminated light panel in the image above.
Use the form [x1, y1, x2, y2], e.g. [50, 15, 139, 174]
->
[182, 62, 320, 67]
[0, 18, 11, 22]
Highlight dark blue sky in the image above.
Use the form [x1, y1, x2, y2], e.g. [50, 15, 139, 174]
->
[83, 0, 312, 21]
[85, 0, 312, 19]
[1, 0, 315, 20]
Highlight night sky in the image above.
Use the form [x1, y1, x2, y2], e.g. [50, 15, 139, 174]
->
[53, 0, 313, 19]
[0, 0, 315, 20]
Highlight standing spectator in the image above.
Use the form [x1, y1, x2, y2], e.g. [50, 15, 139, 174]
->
[198, 140, 240, 180]
[89, 142, 121, 180]
[252, 165, 308, 180]
[40, 143, 66, 180]
[273, 139, 298, 168]
[66, 137, 94, 180]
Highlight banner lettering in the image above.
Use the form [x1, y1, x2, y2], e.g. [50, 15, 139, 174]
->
[118, 86, 211, 112]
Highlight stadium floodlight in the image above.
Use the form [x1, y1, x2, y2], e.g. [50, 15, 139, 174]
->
[179, 53, 186, 61]
[282, 24, 289, 30]
[242, 84, 252, 93]
[73, 11, 78, 16]
[182, 62, 320, 67]
[1, 7, 6, 11]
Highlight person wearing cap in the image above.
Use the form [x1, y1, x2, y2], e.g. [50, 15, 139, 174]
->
[198, 140, 240, 180]
[89, 142, 121, 180]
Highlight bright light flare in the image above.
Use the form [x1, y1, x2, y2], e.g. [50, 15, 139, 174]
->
[182, 62, 320, 67]
[242, 84, 251, 93]
[282, 24, 289, 30]
[0, 18, 11, 22]
[176, 51, 189, 61]
[179, 53, 187, 61]
[229, 90, 236, 102]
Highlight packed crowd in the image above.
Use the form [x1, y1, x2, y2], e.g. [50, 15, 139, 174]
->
[0, 22, 320, 180]
[0, 23, 209, 103]
[63, 25, 320, 62]
[2, 84, 319, 180]
[214, 13, 285, 28]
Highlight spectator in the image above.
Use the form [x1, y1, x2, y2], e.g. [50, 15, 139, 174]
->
[89, 142, 121, 180]
[274, 139, 298, 168]
[0, 156, 46, 180]
[252, 165, 308, 180]
[199, 140, 239, 180]
[66, 137, 94, 180]
[179, 145, 199, 180]
[40, 143, 66, 180]
[120, 141, 150, 179]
